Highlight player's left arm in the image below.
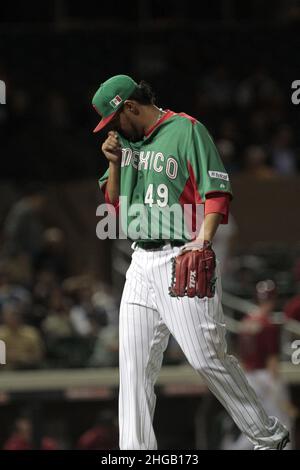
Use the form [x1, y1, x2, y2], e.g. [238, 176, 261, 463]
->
[187, 121, 232, 245]
[188, 121, 232, 209]
[195, 191, 231, 242]
[169, 121, 232, 298]
[196, 212, 223, 243]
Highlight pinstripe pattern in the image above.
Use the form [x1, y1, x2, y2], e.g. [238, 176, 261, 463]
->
[119, 245, 289, 450]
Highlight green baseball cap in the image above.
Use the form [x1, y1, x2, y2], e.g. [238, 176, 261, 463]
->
[92, 74, 138, 133]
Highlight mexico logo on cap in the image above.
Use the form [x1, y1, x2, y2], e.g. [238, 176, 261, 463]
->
[110, 95, 122, 109]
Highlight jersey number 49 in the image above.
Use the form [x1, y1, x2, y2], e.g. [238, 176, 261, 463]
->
[144, 184, 168, 207]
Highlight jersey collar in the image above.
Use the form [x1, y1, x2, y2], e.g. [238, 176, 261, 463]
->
[144, 109, 175, 138]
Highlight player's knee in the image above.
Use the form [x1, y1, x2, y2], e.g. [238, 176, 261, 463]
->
[186, 355, 208, 374]
[186, 350, 226, 375]
[120, 358, 153, 388]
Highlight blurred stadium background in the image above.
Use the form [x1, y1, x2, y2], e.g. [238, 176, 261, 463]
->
[0, 0, 300, 450]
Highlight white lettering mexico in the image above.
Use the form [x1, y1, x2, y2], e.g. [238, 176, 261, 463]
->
[121, 148, 178, 179]
[153, 152, 164, 172]
[0, 80, 6, 104]
[0, 340, 6, 364]
[166, 157, 178, 179]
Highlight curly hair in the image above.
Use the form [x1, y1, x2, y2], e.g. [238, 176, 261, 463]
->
[128, 80, 156, 105]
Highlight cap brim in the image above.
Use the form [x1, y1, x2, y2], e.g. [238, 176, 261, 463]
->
[93, 111, 117, 133]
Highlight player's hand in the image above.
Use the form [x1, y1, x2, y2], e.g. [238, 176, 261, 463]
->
[102, 131, 122, 165]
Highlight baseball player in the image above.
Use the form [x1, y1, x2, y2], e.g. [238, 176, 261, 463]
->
[92, 74, 290, 450]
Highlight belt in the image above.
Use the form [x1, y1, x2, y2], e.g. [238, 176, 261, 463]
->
[135, 240, 185, 250]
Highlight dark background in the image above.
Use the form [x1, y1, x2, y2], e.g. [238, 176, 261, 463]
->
[0, 0, 299, 181]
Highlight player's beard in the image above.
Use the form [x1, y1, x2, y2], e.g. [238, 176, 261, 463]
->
[119, 128, 142, 142]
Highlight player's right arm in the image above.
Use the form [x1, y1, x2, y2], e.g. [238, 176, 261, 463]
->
[101, 131, 121, 205]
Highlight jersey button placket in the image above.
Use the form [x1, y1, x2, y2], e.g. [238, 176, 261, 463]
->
[136, 172, 143, 201]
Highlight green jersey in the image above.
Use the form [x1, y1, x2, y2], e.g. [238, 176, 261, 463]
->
[99, 110, 232, 242]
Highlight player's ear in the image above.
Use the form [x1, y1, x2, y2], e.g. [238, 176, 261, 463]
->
[123, 100, 139, 115]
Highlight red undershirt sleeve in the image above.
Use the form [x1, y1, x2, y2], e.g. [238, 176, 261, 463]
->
[204, 193, 230, 224]
[103, 182, 120, 214]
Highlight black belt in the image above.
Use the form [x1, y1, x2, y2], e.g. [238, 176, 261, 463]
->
[135, 240, 185, 250]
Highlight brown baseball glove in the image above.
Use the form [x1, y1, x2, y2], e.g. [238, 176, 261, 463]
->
[169, 241, 216, 298]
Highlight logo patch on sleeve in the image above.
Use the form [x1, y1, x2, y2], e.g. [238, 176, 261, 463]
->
[110, 95, 122, 108]
[208, 171, 229, 181]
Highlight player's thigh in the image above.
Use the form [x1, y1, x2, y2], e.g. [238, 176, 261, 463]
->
[157, 288, 227, 368]
[120, 287, 170, 369]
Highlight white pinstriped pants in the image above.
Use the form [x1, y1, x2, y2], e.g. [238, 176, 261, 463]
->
[119, 245, 288, 450]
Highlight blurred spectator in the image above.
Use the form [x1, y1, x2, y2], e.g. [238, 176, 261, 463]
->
[221, 280, 294, 449]
[284, 259, 300, 323]
[284, 294, 300, 322]
[282, 259, 300, 356]
[62, 274, 117, 338]
[224, 253, 267, 297]
[236, 67, 282, 109]
[77, 410, 118, 450]
[42, 286, 94, 367]
[3, 417, 33, 450]
[0, 301, 44, 369]
[1, 185, 47, 284]
[270, 125, 297, 175]
[35, 228, 69, 280]
[33, 270, 58, 304]
[30, 270, 59, 328]
[88, 319, 119, 368]
[2, 185, 46, 259]
[70, 303, 94, 338]
[92, 281, 119, 326]
[243, 145, 277, 179]
[3, 417, 59, 450]
[0, 261, 32, 310]
[41, 288, 74, 339]
[238, 280, 280, 373]
[63, 275, 98, 337]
